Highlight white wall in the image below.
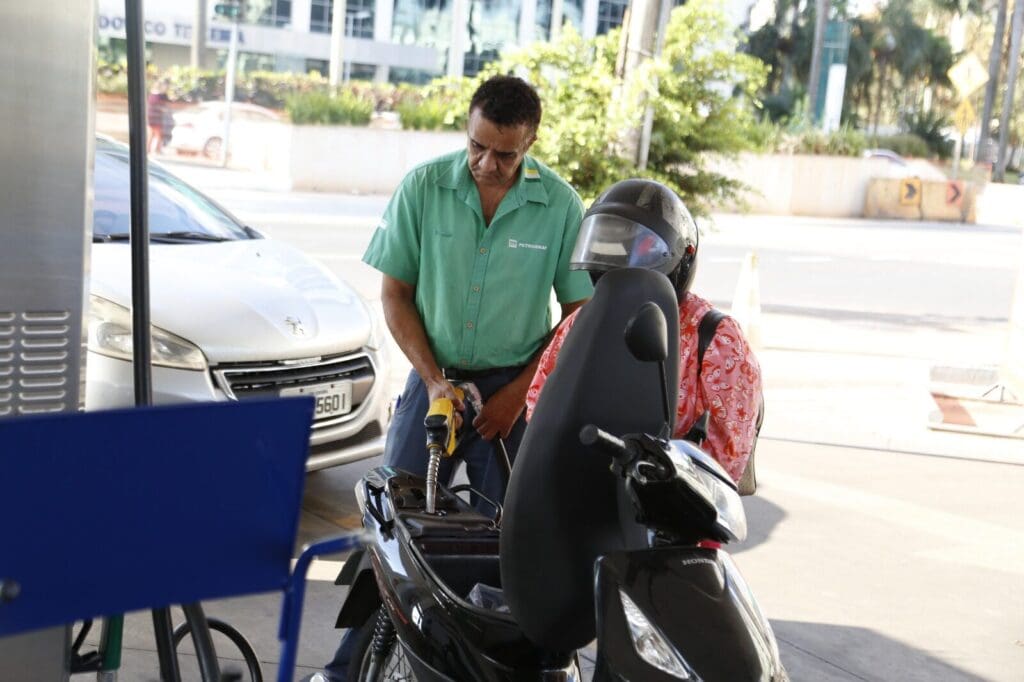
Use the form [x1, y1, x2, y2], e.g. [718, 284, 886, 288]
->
[710, 153, 893, 217]
[287, 125, 465, 193]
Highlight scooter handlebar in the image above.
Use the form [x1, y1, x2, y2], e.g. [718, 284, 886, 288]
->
[579, 424, 630, 460]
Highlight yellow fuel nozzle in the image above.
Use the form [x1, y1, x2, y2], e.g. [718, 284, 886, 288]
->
[424, 386, 464, 457]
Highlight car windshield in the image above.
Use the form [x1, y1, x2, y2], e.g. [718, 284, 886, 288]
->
[93, 140, 252, 242]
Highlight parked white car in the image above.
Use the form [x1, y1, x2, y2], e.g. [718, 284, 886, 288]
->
[168, 102, 280, 159]
[863, 148, 946, 181]
[87, 137, 389, 470]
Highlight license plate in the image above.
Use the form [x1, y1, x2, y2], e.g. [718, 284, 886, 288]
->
[281, 381, 353, 419]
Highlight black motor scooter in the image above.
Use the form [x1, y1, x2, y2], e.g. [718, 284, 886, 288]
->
[335, 268, 787, 681]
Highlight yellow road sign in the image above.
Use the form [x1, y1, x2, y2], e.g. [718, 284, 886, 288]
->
[954, 99, 976, 135]
[948, 55, 988, 98]
[900, 178, 922, 206]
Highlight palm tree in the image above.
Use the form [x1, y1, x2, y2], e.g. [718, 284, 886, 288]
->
[979, 0, 1009, 161]
[995, 0, 1024, 180]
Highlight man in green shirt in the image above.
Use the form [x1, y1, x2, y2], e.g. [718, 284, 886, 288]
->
[312, 75, 592, 682]
[361, 75, 593, 511]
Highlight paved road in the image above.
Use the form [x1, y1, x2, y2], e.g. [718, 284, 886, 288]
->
[97, 162, 1022, 681]
[163, 167, 1022, 325]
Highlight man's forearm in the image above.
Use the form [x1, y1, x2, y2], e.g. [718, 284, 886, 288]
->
[382, 290, 444, 386]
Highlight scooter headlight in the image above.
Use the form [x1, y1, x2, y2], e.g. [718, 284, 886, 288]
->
[88, 295, 207, 370]
[666, 440, 748, 542]
[620, 590, 694, 679]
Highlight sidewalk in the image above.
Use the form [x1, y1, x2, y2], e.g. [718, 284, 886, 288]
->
[753, 309, 1024, 466]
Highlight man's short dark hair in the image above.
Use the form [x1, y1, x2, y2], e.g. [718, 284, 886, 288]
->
[469, 75, 542, 131]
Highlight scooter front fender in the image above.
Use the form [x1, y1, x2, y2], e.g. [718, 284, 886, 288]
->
[594, 546, 785, 682]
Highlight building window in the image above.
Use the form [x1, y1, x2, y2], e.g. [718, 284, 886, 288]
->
[310, 0, 375, 37]
[250, 0, 292, 27]
[596, 0, 627, 34]
[535, 0, 553, 39]
[306, 58, 329, 76]
[563, 0, 584, 31]
[463, 0, 519, 76]
[310, 0, 332, 32]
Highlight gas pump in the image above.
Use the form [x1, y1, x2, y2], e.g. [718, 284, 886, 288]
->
[0, 1, 97, 678]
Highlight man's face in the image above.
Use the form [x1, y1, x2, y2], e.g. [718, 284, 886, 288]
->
[466, 107, 536, 189]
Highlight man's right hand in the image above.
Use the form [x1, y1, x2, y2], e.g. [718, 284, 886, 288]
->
[424, 375, 464, 431]
[424, 376, 465, 412]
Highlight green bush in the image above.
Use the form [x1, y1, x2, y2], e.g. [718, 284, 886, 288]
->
[745, 120, 784, 153]
[901, 110, 954, 159]
[97, 62, 128, 96]
[872, 133, 930, 158]
[394, 82, 466, 131]
[396, 98, 449, 130]
[285, 90, 374, 126]
[745, 121, 866, 157]
[794, 127, 867, 156]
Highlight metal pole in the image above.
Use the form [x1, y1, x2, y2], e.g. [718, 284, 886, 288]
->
[117, 1, 157, 680]
[637, 0, 672, 170]
[221, 12, 239, 167]
[344, 14, 352, 83]
[807, 0, 829, 126]
[151, 608, 183, 682]
[191, 0, 207, 68]
[329, 0, 349, 87]
[125, 0, 152, 406]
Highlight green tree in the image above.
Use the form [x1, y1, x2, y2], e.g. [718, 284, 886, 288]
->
[464, 0, 767, 214]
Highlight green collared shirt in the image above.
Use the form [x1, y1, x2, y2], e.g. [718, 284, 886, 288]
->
[363, 149, 594, 370]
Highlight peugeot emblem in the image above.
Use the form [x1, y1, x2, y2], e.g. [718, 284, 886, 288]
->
[285, 316, 306, 337]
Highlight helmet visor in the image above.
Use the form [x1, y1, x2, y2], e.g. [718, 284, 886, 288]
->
[570, 213, 676, 273]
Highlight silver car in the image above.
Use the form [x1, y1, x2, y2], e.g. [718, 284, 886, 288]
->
[86, 138, 389, 470]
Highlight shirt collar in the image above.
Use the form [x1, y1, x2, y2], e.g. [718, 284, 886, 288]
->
[436, 150, 549, 207]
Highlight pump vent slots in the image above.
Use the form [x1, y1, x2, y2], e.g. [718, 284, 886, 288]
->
[0, 311, 71, 416]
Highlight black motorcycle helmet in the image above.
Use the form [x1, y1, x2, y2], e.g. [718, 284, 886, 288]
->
[570, 179, 699, 297]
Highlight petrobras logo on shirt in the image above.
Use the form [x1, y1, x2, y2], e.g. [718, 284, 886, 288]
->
[508, 238, 547, 251]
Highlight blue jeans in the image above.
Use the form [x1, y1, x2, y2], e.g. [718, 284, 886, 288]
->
[324, 368, 527, 680]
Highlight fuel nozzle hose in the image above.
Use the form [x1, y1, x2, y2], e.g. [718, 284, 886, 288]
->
[425, 444, 442, 514]
[423, 386, 464, 515]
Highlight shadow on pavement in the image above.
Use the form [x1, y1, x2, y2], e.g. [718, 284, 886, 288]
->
[732, 494, 787, 554]
[773, 620, 989, 681]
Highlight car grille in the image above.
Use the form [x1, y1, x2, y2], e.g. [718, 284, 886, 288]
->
[211, 352, 376, 429]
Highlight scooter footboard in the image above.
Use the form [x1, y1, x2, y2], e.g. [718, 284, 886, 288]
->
[594, 547, 785, 682]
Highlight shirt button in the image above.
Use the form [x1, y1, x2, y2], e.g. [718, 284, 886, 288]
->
[466, 322, 474, 329]
[472, 285, 480, 292]
[479, 247, 488, 254]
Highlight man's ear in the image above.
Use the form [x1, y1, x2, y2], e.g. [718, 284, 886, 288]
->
[524, 130, 538, 153]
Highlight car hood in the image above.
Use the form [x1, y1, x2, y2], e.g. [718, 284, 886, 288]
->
[90, 239, 373, 364]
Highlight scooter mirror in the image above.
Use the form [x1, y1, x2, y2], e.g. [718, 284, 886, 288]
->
[624, 301, 669, 363]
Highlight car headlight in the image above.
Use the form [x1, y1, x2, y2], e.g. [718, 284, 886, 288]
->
[620, 590, 694, 679]
[88, 295, 207, 371]
[365, 304, 386, 351]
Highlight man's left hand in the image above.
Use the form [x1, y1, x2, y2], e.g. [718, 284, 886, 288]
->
[473, 381, 526, 441]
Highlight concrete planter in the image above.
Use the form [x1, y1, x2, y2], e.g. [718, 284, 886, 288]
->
[287, 125, 464, 194]
[708, 153, 894, 217]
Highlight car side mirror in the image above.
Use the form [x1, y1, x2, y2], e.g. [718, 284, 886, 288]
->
[624, 302, 668, 363]
[624, 302, 672, 437]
